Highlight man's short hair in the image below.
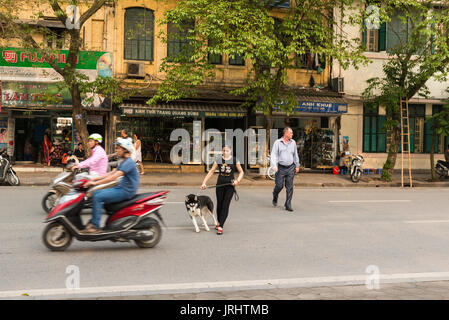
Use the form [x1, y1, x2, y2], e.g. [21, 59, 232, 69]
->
[283, 127, 293, 134]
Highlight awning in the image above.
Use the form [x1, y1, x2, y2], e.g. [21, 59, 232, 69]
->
[14, 19, 65, 29]
[120, 102, 247, 118]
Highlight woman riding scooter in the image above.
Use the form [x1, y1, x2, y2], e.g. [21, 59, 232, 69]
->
[72, 134, 108, 177]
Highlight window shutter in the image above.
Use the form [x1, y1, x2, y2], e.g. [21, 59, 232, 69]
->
[378, 22, 386, 51]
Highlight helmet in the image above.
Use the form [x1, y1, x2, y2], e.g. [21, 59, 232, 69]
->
[114, 137, 134, 153]
[88, 133, 103, 143]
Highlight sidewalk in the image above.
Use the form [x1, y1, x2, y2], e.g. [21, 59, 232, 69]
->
[95, 280, 449, 300]
[11, 165, 449, 187]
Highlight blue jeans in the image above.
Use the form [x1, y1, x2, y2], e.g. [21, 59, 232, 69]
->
[91, 187, 130, 228]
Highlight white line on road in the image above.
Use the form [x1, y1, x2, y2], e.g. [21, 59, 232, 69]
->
[3, 271, 449, 299]
[329, 200, 411, 203]
[404, 220, 449, 224]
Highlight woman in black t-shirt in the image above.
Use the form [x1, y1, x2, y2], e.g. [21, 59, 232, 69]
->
[201, 145, 244, 235]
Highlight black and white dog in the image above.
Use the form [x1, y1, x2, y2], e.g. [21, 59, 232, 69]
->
[185, 194, 218, 233]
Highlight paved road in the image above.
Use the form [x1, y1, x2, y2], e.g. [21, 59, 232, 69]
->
[1, 186, 449, 298]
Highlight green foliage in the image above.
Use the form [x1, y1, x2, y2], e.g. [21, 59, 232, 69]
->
[150, 0, 368, 114]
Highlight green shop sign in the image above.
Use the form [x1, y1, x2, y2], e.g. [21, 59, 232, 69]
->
[0, 47, 107, 70]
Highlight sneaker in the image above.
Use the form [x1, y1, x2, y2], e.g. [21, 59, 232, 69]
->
[216, 227, 223, 235]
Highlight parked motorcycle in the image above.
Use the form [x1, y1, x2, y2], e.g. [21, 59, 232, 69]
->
[0, 149, 20, 186]
[349, 154, 364, 183]
[435, 160, 449, 180]
[42, 179, 168, 251]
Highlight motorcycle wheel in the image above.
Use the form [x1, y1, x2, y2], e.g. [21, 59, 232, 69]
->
[134, 220, 162, 249]
[351, 169, 362, 183]
[42, 191, 59, 214]
[435, 167, 446, 180]
[267, 166, 276, 181]
[6, 171, 20, 186]
[42, 222, 72, 251]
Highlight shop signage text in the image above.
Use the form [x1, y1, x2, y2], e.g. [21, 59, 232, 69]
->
[122, 107, 245, 118]
[296, 101, 347, 114]
[275, 100, 348, 114]
[1, 48, 106, 70]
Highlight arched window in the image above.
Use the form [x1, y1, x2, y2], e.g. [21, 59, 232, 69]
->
[124, 7, 154, 61]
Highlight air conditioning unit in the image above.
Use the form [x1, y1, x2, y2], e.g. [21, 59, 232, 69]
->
[332, 77, 344, 93]
[126, 62, 145, 78]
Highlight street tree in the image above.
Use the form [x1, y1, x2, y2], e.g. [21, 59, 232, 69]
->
[362, 0, 449, 181]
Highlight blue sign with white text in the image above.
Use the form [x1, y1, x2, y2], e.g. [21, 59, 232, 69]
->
[296, 101, 348, 114]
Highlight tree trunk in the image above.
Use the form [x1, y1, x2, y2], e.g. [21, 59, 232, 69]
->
[71, 83, 91, 158]
[263, 106, 274, 178]
[430, 123, 437, 181]
[382, 126, 400, 181]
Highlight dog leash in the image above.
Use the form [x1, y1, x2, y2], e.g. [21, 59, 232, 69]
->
[205, 182, 239, 201]
[206, 183, 233, 189]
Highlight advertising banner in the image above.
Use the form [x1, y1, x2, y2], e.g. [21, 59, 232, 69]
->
[0, 48, 113, 110]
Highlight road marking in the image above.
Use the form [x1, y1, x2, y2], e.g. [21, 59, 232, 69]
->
[404, 220, 449, 224]
[329, 200, 411, 203]
[3, 271, 449, 299]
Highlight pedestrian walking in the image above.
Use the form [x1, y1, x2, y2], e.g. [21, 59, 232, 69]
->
[271, 127, 300, 212]
[133, 133, 145, 175]
[43, 128, 52, 166]
[201, 145, 244, 235]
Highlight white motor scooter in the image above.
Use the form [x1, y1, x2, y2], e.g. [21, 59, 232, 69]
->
[349, 154, 364, 183]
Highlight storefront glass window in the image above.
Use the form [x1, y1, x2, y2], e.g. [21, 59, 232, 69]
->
[117, 116, 195, 163]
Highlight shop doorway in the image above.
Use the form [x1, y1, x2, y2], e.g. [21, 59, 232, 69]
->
[14, 117, 51, 163]
[268, 116, 337, 169]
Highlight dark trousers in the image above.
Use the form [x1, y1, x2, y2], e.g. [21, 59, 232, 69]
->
[273, 164, 295, 208]
[216, 185, 235, 227]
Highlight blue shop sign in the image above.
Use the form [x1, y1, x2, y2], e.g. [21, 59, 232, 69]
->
[296, 101, 347, 114]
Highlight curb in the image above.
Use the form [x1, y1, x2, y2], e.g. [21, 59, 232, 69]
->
[3, 272, 449, 300]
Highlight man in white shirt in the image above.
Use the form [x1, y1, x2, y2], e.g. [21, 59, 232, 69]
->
[270, 127, 300, 212]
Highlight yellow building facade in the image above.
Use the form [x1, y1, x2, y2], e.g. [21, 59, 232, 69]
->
[1, 0, 346, 170]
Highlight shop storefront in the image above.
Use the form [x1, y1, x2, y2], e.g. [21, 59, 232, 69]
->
[1, 81, 111, 163]
[0, 47, 113, 163]
[118, 102, 246, 165]
[255, 97, 348, 169]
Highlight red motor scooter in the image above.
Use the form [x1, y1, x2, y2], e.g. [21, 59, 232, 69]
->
[42, 179, 168, 251]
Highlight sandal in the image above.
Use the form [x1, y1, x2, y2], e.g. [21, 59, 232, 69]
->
[216, 227, 223, 235]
